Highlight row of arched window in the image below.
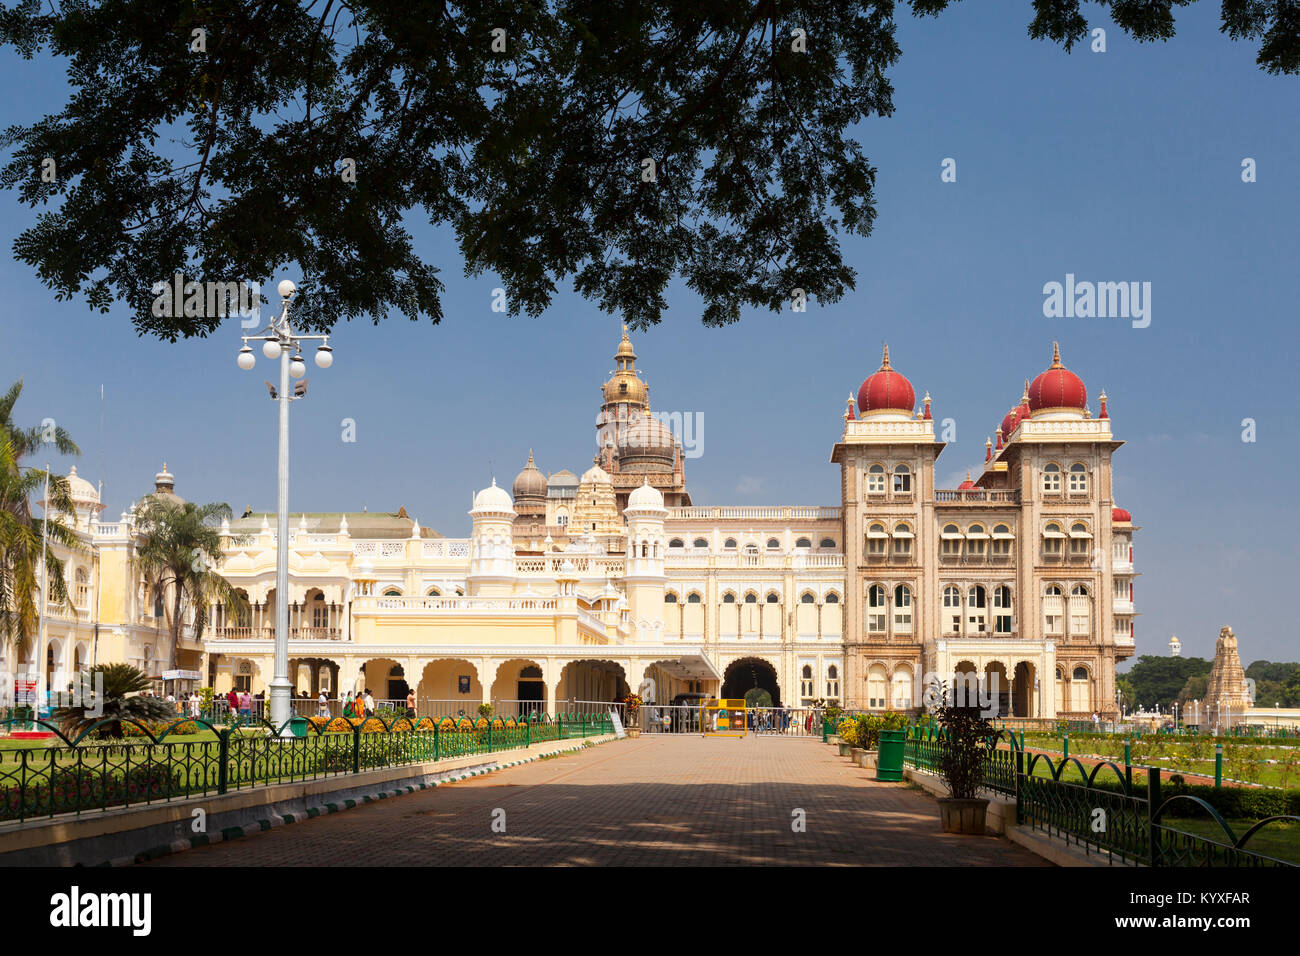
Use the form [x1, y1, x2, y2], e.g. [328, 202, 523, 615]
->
[380, 586, 466, 597]
[799, 663, 841, 700]
[1042, 462, 1090, 494]
[940, 523, 1014, 558]
[862, 461, 1091, 497]
[864, 463, 913, 495]
[666, 590, 841, 604]
[1042, 521, 1093, 557]
[667, 537, 838, 550]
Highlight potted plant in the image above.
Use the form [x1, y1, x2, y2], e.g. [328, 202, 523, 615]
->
[837, 717, 858, 756]
[621, 694, 642, 737]
[935, 697, 995, 834]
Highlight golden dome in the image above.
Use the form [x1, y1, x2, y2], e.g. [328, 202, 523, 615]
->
[615, 324, 636, 361]
[602, 324, 649, 408]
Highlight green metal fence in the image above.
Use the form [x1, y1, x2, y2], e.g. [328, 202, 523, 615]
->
[0, 711, 613, 824]
[901, 728, 1299, 866]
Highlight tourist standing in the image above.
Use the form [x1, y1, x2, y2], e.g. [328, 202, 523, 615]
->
[226, 687, 240, 721]
[364, 688, 375, 717]
[239, 689, 252, 718]
[405, 688, 416, 719]
[318, 689, 329, 718]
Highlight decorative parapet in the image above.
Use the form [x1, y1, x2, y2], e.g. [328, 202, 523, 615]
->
[666, 506, 841, 521]
[356, 595, 560, 613]
[1013, 419, 1113, 442]
[839, 419, 936, 445]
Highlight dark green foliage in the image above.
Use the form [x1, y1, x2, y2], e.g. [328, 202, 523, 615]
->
[1121, 655, 1212, 711]
[744, 688, 773, 709]
[0, 763, 185, 821]
[0, 2, 1293, 339]
[936, 698, 995, 799]
[0, 379, 82, 659]
[53, 663, 176, 739]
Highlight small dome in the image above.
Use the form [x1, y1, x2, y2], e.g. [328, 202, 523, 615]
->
[627, 478, 665, 511]
[66, 466, 99, 503]
[1028, 343, 1087, 413]
[511, 450, 547, 500]
[1112, 506, 1132, 524]
[857, 345, 916, 417]
[957, 472, 977, 491]
[471, 479, 514, 514]
[580, 462, 611, 484]
[1000, 405, 1026, 439]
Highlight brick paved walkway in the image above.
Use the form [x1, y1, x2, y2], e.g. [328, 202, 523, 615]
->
[144, 737, 1048, 866]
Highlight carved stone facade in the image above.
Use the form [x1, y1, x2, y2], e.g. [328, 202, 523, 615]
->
[1201, 625, 1252, 730]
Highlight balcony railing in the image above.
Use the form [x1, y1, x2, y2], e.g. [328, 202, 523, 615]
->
[211, 626, 343, 641]
[358, 595, 559, 613]
[934, 490, 1021, 503]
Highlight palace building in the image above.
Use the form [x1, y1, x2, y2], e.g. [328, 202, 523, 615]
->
[12, 332, 1136, 718]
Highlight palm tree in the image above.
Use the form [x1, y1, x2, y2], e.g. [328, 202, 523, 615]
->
[131, 495, 248, 670]
[0, 379, 82, 670]
[53, 662, 176, 739]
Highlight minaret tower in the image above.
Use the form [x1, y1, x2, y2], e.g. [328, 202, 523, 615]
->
[596, 325, 651, 470]
[467, 480, 516, 596]
[622, 478, 668, 642]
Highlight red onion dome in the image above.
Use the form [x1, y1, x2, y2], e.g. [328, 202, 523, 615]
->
[857, 345, 916, 416]
[1000, 405, 1026, 439]
[958, 472, 977, 490]
[1028, 342, 1087, 412]
[1112, 507, 1132, 524]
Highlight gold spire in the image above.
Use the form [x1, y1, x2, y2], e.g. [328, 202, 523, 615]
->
[1022, 379, 1030, 403]
[1051, 342, 1062, 368]
[880, 344, 891, 370]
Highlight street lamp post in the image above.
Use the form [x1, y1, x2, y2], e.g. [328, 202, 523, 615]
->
[236, 280, 334, 732]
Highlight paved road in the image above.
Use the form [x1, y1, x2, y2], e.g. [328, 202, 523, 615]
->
[144, 736, 1048, 866]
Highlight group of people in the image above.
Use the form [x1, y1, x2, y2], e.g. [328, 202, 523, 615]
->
[204, 687, 421, 723]
[224, 687, 256, 719]
[342, 688, 376, 719]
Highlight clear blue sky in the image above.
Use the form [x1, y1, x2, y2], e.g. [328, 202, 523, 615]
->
[0, 5, 1295, 663]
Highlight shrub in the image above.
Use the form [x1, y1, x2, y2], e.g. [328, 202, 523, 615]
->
[0, 763, 185, 821]
[855, 714, 884, 750]
[122, 719, 201, 738]
[837, 718, 858, 746]
[937, 698, 995, 800]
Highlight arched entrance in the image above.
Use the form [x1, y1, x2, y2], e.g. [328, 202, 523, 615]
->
[1011, 662, 1035, 717]
[417, 659, 481, 715]
[556, 660, 630, 709]
[492, 659, 549, 717]
[952, 660, 978, 709]
[721, 657, 781, 706]
[984, 662, 1010, 717]
[358, 658, 404, 703]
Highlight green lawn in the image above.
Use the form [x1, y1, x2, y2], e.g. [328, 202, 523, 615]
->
[1160, 816, 1300, 865]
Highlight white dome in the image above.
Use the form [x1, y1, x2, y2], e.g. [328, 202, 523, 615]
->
[471, 479, 515, 513]
[627, 479, 664, 511]
[580, 463, 611, 484]
[66, 466, 99, 503]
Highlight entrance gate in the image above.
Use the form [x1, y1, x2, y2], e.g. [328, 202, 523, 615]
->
[636, 704, 827, 737]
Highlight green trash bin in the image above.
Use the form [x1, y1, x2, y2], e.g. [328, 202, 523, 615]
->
[289, 716, 309, 738]
[876, 729, 905, 782]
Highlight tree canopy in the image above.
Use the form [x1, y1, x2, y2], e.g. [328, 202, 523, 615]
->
[1120, 655, 1212, 711]
[1, 1, 1295, 340]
